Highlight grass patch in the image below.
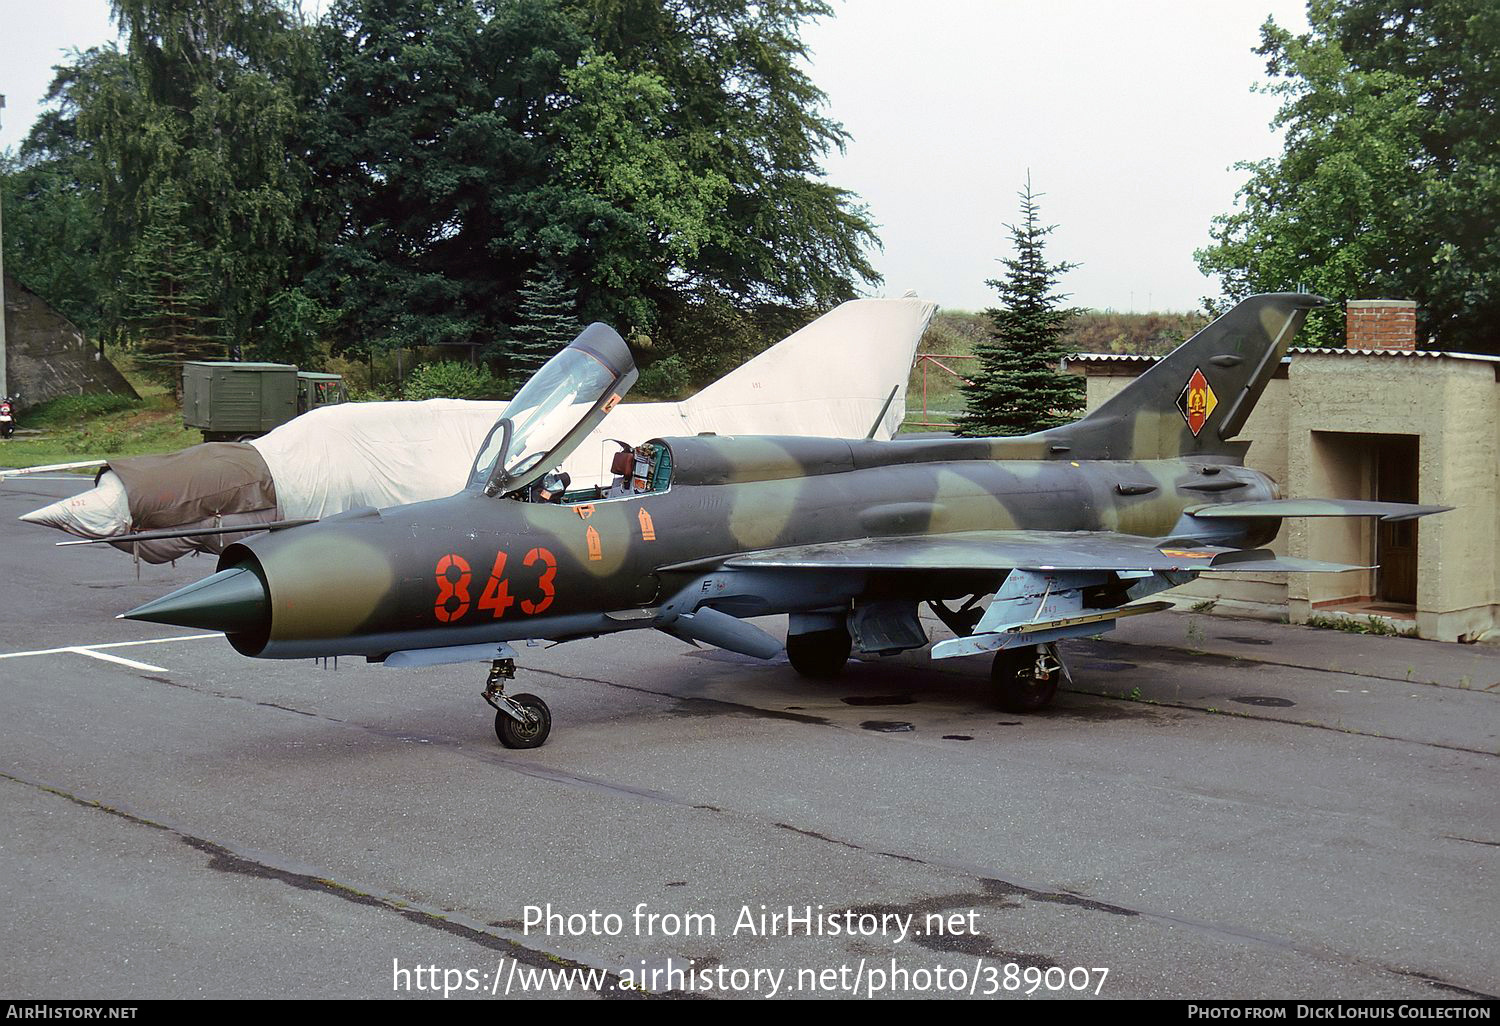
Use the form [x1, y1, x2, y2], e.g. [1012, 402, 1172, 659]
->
[22, 393, 143, 427]
[0, 392, 202, 469]
[1305, 613, 1418, 638]
[903, 312, 983, 430]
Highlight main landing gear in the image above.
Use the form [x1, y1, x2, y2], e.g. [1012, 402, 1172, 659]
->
[991, 645, 1062, 713]
[482, 658, 552, 749]
[786, 628, 852, 679]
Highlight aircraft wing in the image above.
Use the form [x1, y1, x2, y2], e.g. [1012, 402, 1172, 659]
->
[677, 530, 1365, 575]
[708, 528, 1368, 576]
[664, 530, 1362, 661]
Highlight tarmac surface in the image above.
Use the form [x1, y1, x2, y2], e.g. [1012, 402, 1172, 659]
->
[1, 471, 1496, 1000]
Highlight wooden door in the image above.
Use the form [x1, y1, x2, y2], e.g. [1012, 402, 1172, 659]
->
[1376, 438, 1418, 605]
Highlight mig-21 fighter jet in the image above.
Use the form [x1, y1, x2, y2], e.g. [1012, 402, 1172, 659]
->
[120, 293, 1447, 748]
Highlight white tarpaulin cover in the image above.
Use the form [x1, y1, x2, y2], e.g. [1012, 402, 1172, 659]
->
[21, 296, 936, 553]
[252, 397, 507, 519]
[260, 295, 935, 517]
[50, 468, 131, 539]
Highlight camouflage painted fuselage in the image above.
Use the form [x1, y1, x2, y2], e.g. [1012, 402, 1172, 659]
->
[214, 433, 1278, 660]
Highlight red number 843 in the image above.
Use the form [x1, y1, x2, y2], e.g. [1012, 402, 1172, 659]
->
[434, 548, 557, 623]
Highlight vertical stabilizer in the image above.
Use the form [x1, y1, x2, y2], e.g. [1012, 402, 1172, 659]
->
[1042, 292, 1329, 460]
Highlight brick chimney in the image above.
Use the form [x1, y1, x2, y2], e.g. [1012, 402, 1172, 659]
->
[1345, 299, 1417, 350]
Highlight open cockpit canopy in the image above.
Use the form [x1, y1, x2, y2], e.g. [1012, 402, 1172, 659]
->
[469, 323, 638, 497]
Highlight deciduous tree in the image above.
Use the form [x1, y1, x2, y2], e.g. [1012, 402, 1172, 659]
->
[310, 0, 880, 372]
[0, 68, 107, 337]
[59, 2, 324, 358]
[1196, 0, 1500, 351]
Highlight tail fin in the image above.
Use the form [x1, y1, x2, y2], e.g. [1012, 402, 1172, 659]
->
[1044, 293, 1329, 461]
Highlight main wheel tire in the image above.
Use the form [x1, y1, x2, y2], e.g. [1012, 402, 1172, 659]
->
[991, 648, 1059, 713]
[495, 693, 551, 749]
[786, 628, 852, 679]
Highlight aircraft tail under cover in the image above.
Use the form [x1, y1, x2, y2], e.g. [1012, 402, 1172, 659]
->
[680, 296, 938, 440]
[1042, 293, 1329, 462]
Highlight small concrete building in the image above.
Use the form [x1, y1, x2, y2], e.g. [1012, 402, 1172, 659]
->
[1072, 299, 1498, 643]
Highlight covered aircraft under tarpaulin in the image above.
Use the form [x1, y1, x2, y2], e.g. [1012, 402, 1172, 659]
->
[120, 293, 1449, 748]
[16, 296, 936, 562]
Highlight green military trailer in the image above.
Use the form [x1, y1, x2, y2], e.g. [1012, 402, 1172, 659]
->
[296, 372, 347, 415]
[183, 362, 345, 442]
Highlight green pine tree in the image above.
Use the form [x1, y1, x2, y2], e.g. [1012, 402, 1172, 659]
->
[121, 188, 228, 393]
[956, 178, 1085, 437]
[505, 266, 580, 376]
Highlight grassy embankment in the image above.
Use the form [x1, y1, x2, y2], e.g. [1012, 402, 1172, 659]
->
[0, 384, 202, 471]
[901, 309, 1209, 431]
[903, 312, 988, 430]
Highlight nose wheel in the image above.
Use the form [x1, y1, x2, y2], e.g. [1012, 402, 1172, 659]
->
[482, 658, 552, 749]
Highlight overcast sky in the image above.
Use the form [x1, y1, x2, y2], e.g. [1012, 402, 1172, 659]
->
[0, 0, 1311, 314]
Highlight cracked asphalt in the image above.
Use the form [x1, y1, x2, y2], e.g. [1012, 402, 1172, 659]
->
[1, 472, 1495, 999]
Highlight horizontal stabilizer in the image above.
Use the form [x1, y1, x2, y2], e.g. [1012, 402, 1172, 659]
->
[1188, 499, 1451, 522]
[1208, 548, 1368, 573]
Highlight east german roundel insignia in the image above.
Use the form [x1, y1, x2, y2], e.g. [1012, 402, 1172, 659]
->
[1177, 368, 1217, 437]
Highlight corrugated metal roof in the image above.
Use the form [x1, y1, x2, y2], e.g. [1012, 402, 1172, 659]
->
[1066, 353, 1159, 363]
[1292, 347, 1500, 363]
[1068, 348, 1500, 365]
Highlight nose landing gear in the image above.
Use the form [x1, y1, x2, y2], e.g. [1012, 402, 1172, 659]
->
[482, 658, 552, 749]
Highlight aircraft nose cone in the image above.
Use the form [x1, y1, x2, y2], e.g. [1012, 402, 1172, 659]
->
[122, 565, 268, 633]
[18, 498, 67, 527]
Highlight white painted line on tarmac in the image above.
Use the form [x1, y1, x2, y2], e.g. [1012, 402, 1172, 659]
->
[69, 648, 169, 673]
[0, 634, 222, 660]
